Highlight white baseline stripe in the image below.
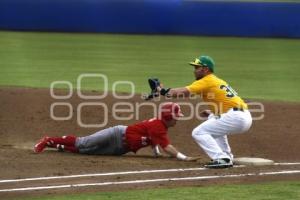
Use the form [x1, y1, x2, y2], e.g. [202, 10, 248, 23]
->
[0, 170, 299, 192]
[274, 162, 300, 165]
[0, 168, 206, 183]
[1, 162, 299, 184]
[0, 166, 245, 183]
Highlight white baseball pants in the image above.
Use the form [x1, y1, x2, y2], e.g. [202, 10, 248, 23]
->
[192, 109, 252, 160]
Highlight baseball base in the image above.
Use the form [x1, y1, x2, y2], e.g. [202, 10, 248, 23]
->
[234, 157, 274, 166]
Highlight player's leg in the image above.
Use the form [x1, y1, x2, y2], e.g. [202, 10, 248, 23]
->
[76, 127, 117, 149]
[213, 109, 252, 162]
[34, 136, 51, 153]
[214, 109, 252, 161]
[47, 135, 78, 153]
[76, 125, 128, 155]
[213, 135, 233, 160]
[192, 118, 234, 168]
[48, 135, 77, 147]
[34, 135, 78, 153]
[34, 125, 128, 154]
[192, 117, 230, 160]
[192, 109, 252, 168]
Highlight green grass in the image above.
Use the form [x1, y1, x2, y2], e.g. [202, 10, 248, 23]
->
[0, 31, 300, 102]
[14, 181, 300, 200]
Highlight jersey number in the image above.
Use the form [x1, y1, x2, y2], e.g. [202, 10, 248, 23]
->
[220, 85, 238, 98]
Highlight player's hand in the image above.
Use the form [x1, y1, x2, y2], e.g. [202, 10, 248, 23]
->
[184, 156, 202, 162]
[156, 83, 163, 91]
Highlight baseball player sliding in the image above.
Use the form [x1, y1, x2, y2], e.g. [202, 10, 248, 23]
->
[146, 55, 252, 168]
[34, 102, 199, 162]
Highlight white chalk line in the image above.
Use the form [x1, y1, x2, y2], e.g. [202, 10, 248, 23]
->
[0, 162, 299, 184]
[1, 170, 300, 192]
[274, 162, 300, 165]
[0, 166, 245, 184]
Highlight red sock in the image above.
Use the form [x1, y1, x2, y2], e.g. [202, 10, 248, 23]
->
[49, 135, 77, 147]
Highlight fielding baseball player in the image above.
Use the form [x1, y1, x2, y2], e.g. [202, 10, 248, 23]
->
[146, 55, 252, 168]
[34, 102, 198, 161]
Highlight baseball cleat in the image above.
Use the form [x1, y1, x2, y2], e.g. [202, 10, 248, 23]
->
[204, 158, 233, 169]
[34, 136, 50, 153]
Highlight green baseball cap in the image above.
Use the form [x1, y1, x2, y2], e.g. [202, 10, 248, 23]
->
[189, 55, 215, 72]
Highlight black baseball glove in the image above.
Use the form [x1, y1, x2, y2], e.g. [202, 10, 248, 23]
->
[144, 78, 160, 100]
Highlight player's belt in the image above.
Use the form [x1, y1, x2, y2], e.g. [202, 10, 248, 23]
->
[233, 107, 244, 112]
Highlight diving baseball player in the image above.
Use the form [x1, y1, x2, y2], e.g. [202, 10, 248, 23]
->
[146, 55, 252, 168]
[34, 102, 198, 161]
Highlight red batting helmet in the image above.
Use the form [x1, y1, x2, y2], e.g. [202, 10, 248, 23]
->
[159, 102, 184, 121]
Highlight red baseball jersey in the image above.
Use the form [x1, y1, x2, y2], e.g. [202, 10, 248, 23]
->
[125, 118, 170, 153]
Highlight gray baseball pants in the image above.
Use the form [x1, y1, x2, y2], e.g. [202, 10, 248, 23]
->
[75, 125, 129, 155]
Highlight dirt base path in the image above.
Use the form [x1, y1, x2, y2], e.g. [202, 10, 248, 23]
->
[0, 87, 299, 199]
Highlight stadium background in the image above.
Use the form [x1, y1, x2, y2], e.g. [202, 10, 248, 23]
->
[1, 0, 300, 37]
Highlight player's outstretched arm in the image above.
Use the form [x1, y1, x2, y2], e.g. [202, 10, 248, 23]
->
[163, 144, 200, 161]
[144, 78, 190, 100]
[158, 86, 190, 98]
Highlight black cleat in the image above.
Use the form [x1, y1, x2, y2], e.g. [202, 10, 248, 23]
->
[204, 158, 233, 169]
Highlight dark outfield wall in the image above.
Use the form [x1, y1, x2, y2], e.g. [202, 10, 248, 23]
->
[0, 0, 299, 38]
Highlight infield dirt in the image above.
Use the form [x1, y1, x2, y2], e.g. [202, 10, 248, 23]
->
[0, 87, 299, 199]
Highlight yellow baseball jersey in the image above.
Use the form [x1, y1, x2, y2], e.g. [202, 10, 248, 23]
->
[186, 74, 248, 114]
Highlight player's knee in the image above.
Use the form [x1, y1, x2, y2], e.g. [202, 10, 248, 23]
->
[192, 128, 201, 139]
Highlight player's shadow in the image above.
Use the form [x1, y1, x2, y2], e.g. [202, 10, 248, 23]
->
[122, 154, 173, 160]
